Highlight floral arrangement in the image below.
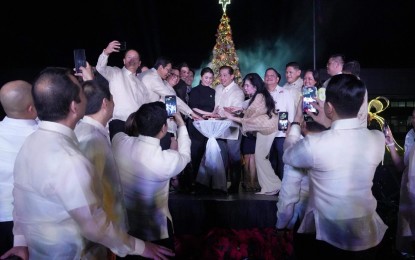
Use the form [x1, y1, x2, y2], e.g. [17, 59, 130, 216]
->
[175, 227, 293, 260]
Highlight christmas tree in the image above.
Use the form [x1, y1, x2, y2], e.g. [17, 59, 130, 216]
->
[209, 0, 243, 87]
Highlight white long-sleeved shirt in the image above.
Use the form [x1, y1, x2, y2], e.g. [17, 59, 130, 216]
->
[283, 77, 303, 103]
[276, 164, 309, 230]
[138, 68, 193, 117]
[404, 128, 415, 166]
[283, 118, 387, 251]
[74, 116, 128, 227]
[13, 121, 146, 258]
[267, 85, 298, 138]
[396, 143, 415, 254]
[112, 125, 191, 241]
[214, 81, 245, 116]
[96, 51, 149, 121]
[74, 116, 129, 258]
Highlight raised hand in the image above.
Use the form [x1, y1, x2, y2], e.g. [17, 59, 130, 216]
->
[104, 40, 122, 55]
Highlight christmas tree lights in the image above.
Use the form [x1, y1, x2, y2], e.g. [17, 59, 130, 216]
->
[210, 0, 243, 87]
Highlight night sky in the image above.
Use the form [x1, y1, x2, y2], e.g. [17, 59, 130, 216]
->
[1, 0, 414, 84]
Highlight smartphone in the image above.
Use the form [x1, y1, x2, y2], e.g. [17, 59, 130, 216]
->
[278, 111, 289, 131]
[165, 95, 177, 117]
[119, 41, 127, 51]
[302, 86, 318, 122]
[382, 122, 389, 136]
[73, 49, 86, 74]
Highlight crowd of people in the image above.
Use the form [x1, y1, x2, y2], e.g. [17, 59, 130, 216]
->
[0, 40, 414, 259]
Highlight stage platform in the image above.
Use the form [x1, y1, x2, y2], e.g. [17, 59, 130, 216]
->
[169, 191, 278, 235]
[167, 163, 404, 259]
[168, 191, 293, 259]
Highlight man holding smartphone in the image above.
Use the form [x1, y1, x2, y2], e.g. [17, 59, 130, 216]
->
[165, 95, 177, 117]
[137, 57, 201, 150]
[95, 40, 149, 138]
[112, 102, 191, 257]
[2, 67, 174, 260]
[283, 74, 387, 259]
[137, 57, 200, 120]
[264, 67, 298, 180]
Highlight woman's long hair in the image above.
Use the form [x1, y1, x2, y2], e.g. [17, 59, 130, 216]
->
[243, 73, 276, 118]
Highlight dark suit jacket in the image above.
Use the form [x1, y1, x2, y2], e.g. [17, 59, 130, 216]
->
[174, 79, 189, 104]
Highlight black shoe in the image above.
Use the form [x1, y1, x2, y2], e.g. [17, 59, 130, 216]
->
[227, 185, 239, 194]
[194, 183, 211, 195]
[211, 189, 228, 196]
[241, 183, 248, 192]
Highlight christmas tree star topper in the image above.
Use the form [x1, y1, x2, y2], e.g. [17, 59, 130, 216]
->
[219, 0, 231, 13]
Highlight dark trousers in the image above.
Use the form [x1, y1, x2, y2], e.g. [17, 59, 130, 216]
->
[0, 221, 13, 256]
[116, 219, 175, 259]
[190, 138, 207, 182]
[217, 133, 242, 191]
[294, 232, 382, 260]
[269, 137, 285, 179]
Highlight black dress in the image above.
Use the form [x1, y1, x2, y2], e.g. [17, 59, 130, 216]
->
[187, 84, 216, 180]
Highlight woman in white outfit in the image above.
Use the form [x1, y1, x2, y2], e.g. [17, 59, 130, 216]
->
[223, 73, 281, 195]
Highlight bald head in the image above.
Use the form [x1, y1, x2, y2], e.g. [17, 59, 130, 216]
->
[123, 50, 141, 73]
[0, 80, 37, 119]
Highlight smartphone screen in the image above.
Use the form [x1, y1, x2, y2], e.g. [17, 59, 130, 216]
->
[165, 95, 177, 117]
[278, 111, 288, 131]
[119, 41, 127, 51]
[73, 49, 86, 74]
[302, 86, 318, 122]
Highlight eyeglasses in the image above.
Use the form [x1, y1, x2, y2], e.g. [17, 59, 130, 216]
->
[169, 73, 180, 78]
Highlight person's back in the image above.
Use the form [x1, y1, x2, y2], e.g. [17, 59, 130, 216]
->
[112, 102, 191, 251]
[403, 108, 415, 166]
[12, 69, 95, 258]
[0, 80, 38, 256]
[75, 118, 126, 218]
[283, 74, 387, 258]
[8, 67, 174, 260]
[395, 108, 415, 256]
[277, 122, 327, 231]
[396, 142, 415, 256]
[14, 116, 95, 258]
[74, 79, 128, 258]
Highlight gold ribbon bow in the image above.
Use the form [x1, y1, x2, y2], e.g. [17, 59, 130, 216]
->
[368, 96, 403, 151]
[368, 96, 389, 127]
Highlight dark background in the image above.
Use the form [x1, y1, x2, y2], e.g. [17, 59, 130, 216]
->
[1, 0, 414, 85]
